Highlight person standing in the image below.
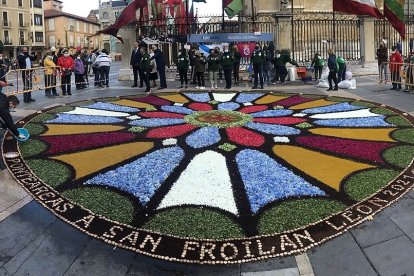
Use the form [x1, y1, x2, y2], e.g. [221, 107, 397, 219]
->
[17, 47, 37, 103]
[327, 49, 338, 91]
[377, 42, 388, 83]
[207, 49, 219, 89]
[44, 55, 56, 97]
[389, 47, 403, 91]
[139, 47, 151, 93]
[194, 51, 206, 90]
[57, 49, 75, 96]
[251, 44, 265, 89]
[130, 42, 143, 88]
[176, 48, 189, 89]
[215, 46, 224, 84]
[233, 45, 241, 85]
[94, 49, 111, 88]
[337, 56, 346, 82]
[189, 47, 197, 85]
[151, 45, 167, 90]
[50, 47, 59, 96]
[81, 50, 89, 87]
[221, 46, 234, 89]
[74, 55, 86, 90]
[149, 48, 158, 88]
[0, 54, 7, 94]
[311, 53, 324, 81]
[263, 46, 271, 85]
[90, 49, 101, 88]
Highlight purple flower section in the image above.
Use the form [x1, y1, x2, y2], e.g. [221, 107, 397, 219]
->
[41, 132, 136, 155]
[273, 96, 316, 107]
[45, 114, 123, 124]
[130, 95, 171, 106]
[296, 136, 395, 164]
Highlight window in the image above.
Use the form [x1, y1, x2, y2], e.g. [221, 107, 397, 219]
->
[19, 30, 25, 45]
[35, 32, 43, 42]
[2, 11, 8, 27]
[69, 35, 74, 46]
[84, 23, 87, 33]
[1, 0, 7, 5]
[17, 0, 22, 7]
[4, 30, 9, 43]
[18, 13, 24, 27]
[49, 35, 55, 47]
[48, 19, 54, 31]
[32, 0, 42, 8]
[89, 24, 93, 34]
[34, 14, 42, 26]
[77, 36, 81, 46]
[76, 21, 80, 31]
[102, 12, 109, 19]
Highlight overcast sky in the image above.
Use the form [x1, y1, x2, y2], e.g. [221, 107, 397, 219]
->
[61, 0, 223, 18]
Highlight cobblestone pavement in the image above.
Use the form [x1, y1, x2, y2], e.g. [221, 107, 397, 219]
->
[1, 63, 413, 276]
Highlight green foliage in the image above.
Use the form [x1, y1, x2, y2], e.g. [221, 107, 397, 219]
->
[19, 139, 47, 158]
[26, 159, 71, 188]
[383, 145, 414, 168]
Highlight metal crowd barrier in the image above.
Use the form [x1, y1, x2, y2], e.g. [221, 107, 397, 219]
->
[378, 62, 414, 92]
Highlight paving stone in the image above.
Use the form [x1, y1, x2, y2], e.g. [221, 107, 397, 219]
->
[184, 264, 241, 276]
[65, 239, 135, 276]
[350, 213, 404, 248]
[389, 209, 414, 242]
[46, 219, 90, 245]
[242, 268, 299, 276]
[13, 232, 87, 276]
[0, 267, 10, 276]
[308, 233, 377, 276]
[363, 236, 414, 276]
[382, 195, 414, 218]
[240, 256, 297, 272]
[0, 202, 55, 266]
[126, 261, 185, 276]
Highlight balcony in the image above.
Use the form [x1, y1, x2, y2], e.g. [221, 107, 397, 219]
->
[19, 22, 29, 28]
[2, 21, 11, 28]
[4, 40, 12, 45]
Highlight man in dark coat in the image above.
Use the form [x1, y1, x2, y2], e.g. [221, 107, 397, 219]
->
[151, 44, 167, 90]
[327, 49, 338, 91]
[0, 94, 23, 139]
[17, 47, 37, 103]
[139, 47, 151, 93]
[130, 41, 143, 88]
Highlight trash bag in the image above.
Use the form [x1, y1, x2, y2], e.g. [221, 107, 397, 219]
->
[345, 71, 353, 80]
[350, 79, 357, 89]
[320, 67, 330, 80]
[338, 80, 352, 89]
[316, 80, 329, 88]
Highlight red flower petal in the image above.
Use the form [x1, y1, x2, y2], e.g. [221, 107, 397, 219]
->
[146, 124, 198, 138]
[130, 95, 171, 106]
[239, 105, 268, 114]
[188, 103, 213, 111]
[254, 117, 307, 125]
[273, 96, 314, 107]
[226, 128, 265, 147]
[139, 112, 185, 119]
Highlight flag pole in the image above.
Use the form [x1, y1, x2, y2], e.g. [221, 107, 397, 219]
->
[222, 0, 225, 31]
[332, 1, 336, 48]
[186, 0, 190, 35]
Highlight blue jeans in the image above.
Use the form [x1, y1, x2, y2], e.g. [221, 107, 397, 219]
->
[379, 63, 388, 82]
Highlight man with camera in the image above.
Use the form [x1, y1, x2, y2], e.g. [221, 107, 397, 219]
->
[57, 49, 75, 96]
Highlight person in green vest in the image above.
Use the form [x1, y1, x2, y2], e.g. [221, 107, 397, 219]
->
[207, 49, 219, 89]
[337, 56, 346, 82]
[176, 48, 189, 89]
[194, 51, 207, 90]
[251, 43, 266, 89]
[221, 45, 234, 89]
[311, 52, 324, 80]
[139, 47, 151, 93]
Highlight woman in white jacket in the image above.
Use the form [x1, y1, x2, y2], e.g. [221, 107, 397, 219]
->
[93, 49, 112, 88]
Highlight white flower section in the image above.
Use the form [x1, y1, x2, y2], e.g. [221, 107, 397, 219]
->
[293, 113, 307, 117]
[64, 107, 130, 117]
[273, 136, 290, 143]
[162, 138, 178, 146]
[310, 109, 380, 119]
[213, 93, 237, 102]
[157, 151, 239, 216]
[174, 103, 184, 106]
[127, 115, 141, 120]
[243, 102, 253, 106]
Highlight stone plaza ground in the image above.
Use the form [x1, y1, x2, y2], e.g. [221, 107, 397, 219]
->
[1, 62, 414, 276]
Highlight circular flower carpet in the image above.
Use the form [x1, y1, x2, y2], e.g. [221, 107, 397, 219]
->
[3, 92, 414, 264]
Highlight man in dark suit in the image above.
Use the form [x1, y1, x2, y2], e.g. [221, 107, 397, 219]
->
[130, 42, 143, 88]
[17, 47, 37, 103]
[151, 44, 167, 90]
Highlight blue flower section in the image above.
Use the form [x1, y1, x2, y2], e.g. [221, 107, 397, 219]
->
[302, 103, 364, 114]
[246, 122, 301, 135]
[250, 110, 293, 118]
[130, 118, 185, 127]
[218, 102, 241, 111]
[184, 93, 211, 102]
[236, 149, 325, 213]
[84, 102, 139, 113]
[161, 105, 194, 115]
[185, 127, 221, 149]
[235, 93, 265, 103]
[85, 147, 185, 205]
[314, 116, 393, 127]
[45, 114, 123, 124]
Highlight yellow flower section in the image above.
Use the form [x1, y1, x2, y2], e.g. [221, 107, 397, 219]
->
[290, 99, 337, 110]
[41, 125, 126, 136]
[273, 145, 375, 191]
[52, 142, 154, 179]
[310, 128, 397, 142]
[112, 99, 154, 109]
[158, 94, 189, 103]
[255, 95, 289, 104]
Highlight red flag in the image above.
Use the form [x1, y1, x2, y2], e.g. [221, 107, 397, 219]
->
[237, 43, 256, 58]
[333, 0, 383, 19]
[96, 0, 147, 43]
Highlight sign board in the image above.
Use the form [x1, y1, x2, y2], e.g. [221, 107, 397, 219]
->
[188, 33, 273, 43]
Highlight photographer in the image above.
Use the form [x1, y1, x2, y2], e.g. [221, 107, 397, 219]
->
[57, 49, 75, 96]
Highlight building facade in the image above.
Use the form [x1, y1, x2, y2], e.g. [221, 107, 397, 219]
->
[1, 0, 45, 58]
[44, 0, 102, 53]
[99, 0, 126, 57]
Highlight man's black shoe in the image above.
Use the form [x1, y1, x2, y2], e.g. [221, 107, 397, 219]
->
[327, 88, 333, 91]
[333, 87, 338, 91]
[158, 87, 165, 90]
[139, 85, 144, 88]
[24, 100, 30, 103]
[390, 87, 397, 90]
[68, 93, 72, 95]
[30, 99, 36, 102]
[131, 85, 138, 88]
[252, 86, 258, 89]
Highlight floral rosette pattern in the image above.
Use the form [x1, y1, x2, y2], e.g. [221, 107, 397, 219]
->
[3, 92, 414, 264]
